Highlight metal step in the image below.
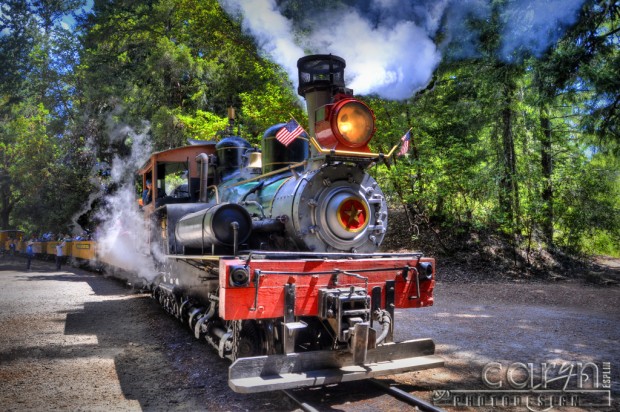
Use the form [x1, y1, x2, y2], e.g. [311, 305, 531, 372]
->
[228, 338, 444, 393]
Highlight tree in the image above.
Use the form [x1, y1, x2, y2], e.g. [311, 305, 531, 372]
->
[0, 102, 58, 229]
[77, 0, 302, 153]
[0, 0, 86, 231]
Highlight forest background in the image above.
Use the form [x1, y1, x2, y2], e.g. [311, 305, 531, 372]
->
[1, 0, 618, 276]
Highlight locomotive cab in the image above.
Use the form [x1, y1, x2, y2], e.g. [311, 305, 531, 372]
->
[138, 142, 217, 212]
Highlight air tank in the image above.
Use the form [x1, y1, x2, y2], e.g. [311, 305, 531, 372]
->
[175, 203, 252, 249]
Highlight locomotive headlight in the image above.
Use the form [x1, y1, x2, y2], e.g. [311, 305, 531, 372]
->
[417, 261, 433, 281]
[314, 97, 376, 153]
[339, 121, 352, 134]
[334, 100, 375, 147]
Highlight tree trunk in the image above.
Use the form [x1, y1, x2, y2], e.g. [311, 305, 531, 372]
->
[405, 106, 423, 206]
[499, 82, 519, 231]
[539, 105, 554, 246]
[1, 190, 13, 229]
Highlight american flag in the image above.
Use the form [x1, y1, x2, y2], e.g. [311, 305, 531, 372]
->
[397, 130, 411, 156]
[276, 119, 305, 146]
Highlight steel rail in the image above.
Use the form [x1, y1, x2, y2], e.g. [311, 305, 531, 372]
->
[281, 380, 446, 412]
[370, 378, 446, 412]
[281, 389, 320, 412]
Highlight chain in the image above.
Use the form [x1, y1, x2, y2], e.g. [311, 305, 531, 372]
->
[230, 320, 242, 361]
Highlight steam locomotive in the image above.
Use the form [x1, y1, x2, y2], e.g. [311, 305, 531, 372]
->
[139, 55, 443, 393]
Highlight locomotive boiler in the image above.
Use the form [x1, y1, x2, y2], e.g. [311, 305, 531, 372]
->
[138, 55, 443, 393]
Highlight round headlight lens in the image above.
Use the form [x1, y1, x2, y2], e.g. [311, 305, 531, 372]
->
[335, 101, 374, 147]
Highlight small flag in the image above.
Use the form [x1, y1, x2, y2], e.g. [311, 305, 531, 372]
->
[276, 119, 305, 146]
[397, 130, 411, 156]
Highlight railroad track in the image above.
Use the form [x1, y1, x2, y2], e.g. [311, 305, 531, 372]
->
[282, 379, 446, 412]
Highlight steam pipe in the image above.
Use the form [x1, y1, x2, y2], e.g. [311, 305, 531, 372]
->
[251, 219, 285, 233]
[232, 222, 239, 256]
[196, 153, 210, 202]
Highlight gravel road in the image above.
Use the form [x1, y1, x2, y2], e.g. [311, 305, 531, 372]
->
[0, 256, 618, 411]
[0, 257, 286, 411]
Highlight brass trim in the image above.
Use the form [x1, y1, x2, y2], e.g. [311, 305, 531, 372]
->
[310, 136, 398, 158]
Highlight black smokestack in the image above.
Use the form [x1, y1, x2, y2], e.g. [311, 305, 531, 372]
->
[297, 54, 347, 140]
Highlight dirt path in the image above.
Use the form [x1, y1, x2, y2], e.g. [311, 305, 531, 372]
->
[0, 256, 618, 411]
[401, 280, 619, 411]
[0, 257, 286, 411]
[287, 279, 619, 411]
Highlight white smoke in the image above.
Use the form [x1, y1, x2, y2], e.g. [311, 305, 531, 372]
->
[220, 0, 441, 100]
[89, 114, 160, 284]
[499, 0, 585, 61]
[302, 10, 440, 99]
[219, 0, 304, 88]
[219, 0, 586, 100]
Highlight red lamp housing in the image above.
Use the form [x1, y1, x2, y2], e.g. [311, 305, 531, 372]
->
[314, 95, 376, 153]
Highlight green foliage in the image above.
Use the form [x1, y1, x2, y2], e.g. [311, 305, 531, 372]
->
[150, 107, 187, 149]
[0, 0, 93, 234]
[582, 231, 620, 258]
[363, 0, 620, 258]
[0, 101, 56, 227]
[554, 152, 620, 252]
[239, 62, 305, 143]
[78, 0, 300, 152]
[1, 0, 619, 261]
[174, 110, 229, 141]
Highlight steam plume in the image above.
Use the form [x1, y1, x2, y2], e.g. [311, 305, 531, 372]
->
[80, 113, 160, 284]
[220, 0, 441, 99]
[220, 0, 586, 99]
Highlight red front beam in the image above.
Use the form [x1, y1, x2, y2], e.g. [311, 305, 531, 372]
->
[219, 256, 435, 320]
